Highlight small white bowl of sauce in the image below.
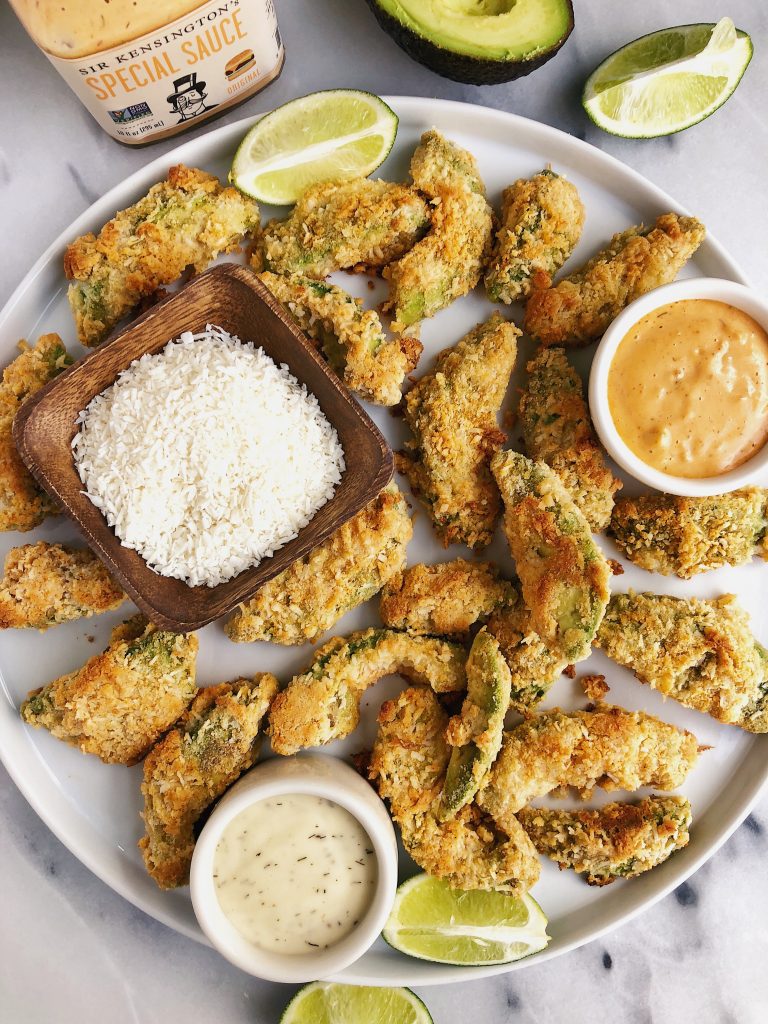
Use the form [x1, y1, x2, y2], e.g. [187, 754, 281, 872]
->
[190, 754, 398, 983]
[589, 278, 768, 496]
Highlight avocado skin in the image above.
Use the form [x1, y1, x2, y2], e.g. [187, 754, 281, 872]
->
[365, 0, 574, 85]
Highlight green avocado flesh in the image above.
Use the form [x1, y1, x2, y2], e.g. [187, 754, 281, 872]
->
[367, 0, 574, 84]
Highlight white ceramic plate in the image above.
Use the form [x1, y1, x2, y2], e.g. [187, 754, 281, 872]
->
[0, 97, 765, 987]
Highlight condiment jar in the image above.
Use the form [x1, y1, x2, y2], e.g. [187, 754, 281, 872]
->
[8, 0, 284, 145]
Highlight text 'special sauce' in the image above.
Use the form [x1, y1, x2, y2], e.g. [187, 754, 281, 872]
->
[608, 299, 768, 478]
[213, 795, 378, 955]
[9, 0, 283, 145]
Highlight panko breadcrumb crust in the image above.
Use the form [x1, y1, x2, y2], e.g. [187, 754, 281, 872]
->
[597, 592, 768, 732]
[64, 164, 259, 346]
[524, 212, 706, 346]
[0, 334, 71, 532]
[491, 451, 611, 663]
[0, 542, 125, 630]
[398, 312, 519, 549]
[384, 130, 493, 333]
[226, 483, 412, 644]
[478, 705, 699, 823]
[259, 271, 421, 405]
[485, 168, 585, 303]
[371, 685, 540, 894]
[518, 795, 691, 885]
[20, 615, 198, 765]
[252, 177, 430, 278]
[609, 489, 768, 578]
[519, 347, 621, 531]
[379, 558, 515, 638]
[268, 627, 467, 756]
[140, 673, 278, 889]
[440, 629, 511, 819]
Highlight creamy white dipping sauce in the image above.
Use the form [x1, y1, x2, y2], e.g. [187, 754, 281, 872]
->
[213, 795, 377, 955]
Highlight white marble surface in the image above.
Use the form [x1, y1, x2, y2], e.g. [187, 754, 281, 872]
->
[1, 2, 768, 1021]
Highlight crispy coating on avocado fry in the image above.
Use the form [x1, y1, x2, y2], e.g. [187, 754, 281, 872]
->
[259, 271, 421, 405]
[20, 615, 198, 765]
[0, 334, 71, 532]
[486, 595, 571, 713]
[609, 489, 768, 578]
[596, 592, 768, 733]
[226, 484, 412, 645]
[384, 130, 493, 333]
[379, 558, 514, 637]
[491, 451, 611, 662]
[370, 686, 540, 893]
[64, 165, 259, 346]
[524, 212, 706, 347]
[518, 795, 691, 886]
[439, 629, 511, 819]
[485, 169, 585, 303]
[478, 706, 699, 828]
[0, 542, 125, 630]
[268, 628, 467, 756]
[139, 673, 278, 889]
[519, 347, 621, 531]
[398, 313, 519, 549]
[252, 177, 430, 278]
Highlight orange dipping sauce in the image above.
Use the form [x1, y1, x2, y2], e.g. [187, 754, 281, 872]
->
[608, 299, 768, 478]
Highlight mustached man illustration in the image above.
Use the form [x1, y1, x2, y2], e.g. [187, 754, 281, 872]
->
[167, 73, 217, 123]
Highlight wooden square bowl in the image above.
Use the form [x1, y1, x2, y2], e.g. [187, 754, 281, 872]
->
[14, 263, 393, 632]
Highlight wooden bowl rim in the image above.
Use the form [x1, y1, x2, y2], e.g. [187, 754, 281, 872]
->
[13, 263, 394, 631]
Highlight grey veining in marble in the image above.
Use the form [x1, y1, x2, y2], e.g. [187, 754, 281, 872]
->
[1, 2, 768, 1022]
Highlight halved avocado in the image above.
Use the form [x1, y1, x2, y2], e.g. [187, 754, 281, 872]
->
[365, 0, 574, 85]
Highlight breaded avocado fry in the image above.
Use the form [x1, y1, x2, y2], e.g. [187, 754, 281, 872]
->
[491, 451, 610, 662]
[596, 592, 768, 733]
[524, 212, 706, 347]
[478, 705, 699, 826]
[519, 347, 621, 531]
[518, 795, 692, 886]
[370, 686, 540, 894]
[0, 542, 125, 630]
[486, 595, 571, 713]
[398, 313, 519, 549]
[226, 483, 412, 645]
[609, 489, 768, 578]
[485, 168, 585, 303]
[253, 177, 430, 278]
[439, 629, 511, 819]
[268, 628, 467, 756]
[65, 165, 259, 347]
[0, 334, 71, 532]
[139, 673, 278, 889]
[384, 130, 493, 332]
[379, 558, 515, 637]
[20, 615, 198, 765]
[260, 271, 421, 405]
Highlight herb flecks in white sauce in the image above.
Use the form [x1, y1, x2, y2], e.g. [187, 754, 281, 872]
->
[213, 794, 377, 955]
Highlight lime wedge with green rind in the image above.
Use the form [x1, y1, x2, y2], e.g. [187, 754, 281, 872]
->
[583, 18, 753, 139]
[383, 874, 550, 966]
[229, 90, 398, 204]
[280, 982, 433, 1024]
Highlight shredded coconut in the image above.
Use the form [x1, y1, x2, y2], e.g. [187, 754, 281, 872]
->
[72, 325, 345, 587]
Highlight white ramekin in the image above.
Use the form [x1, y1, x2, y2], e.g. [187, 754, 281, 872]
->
[589, 277, 768, 497]
[190, 754, 398, 983]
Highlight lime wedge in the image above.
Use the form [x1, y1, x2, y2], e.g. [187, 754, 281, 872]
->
[280, 983, 432, 1024]
[583, 18, 753, 138]
[383, 874, 550, 966]
[229, 90, 398, 204]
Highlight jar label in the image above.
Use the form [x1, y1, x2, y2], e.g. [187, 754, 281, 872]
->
[45, 0, 283, 143]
